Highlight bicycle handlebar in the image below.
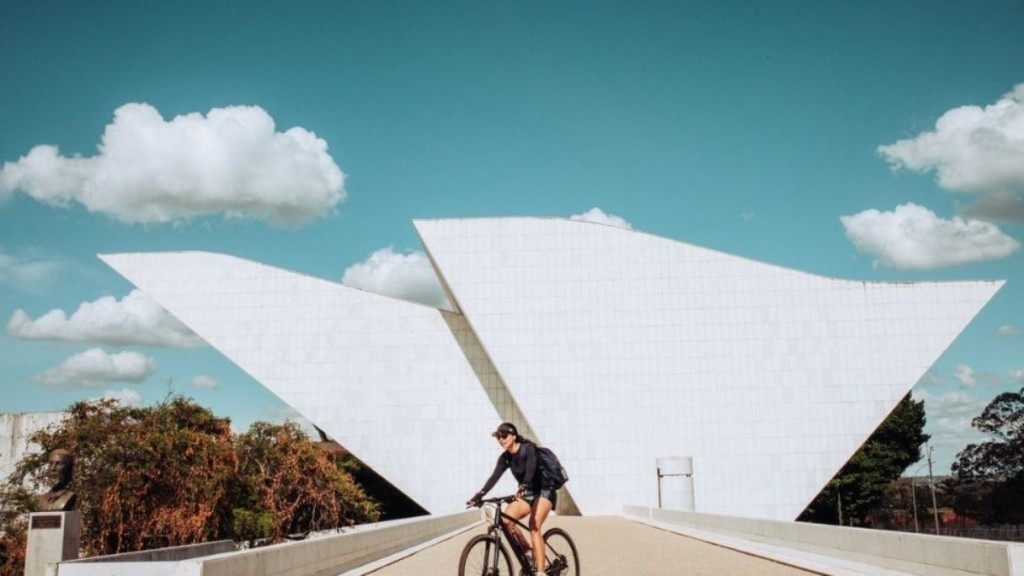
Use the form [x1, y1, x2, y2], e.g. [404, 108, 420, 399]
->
[466, 494, 517, 508]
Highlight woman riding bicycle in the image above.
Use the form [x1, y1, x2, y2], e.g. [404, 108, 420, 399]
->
[468, 422, 557, 576]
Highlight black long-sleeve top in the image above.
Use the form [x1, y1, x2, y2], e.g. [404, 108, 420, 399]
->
[478, 441, 539, 495]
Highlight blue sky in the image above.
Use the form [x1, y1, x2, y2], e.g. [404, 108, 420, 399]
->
[1, 1, 1022, 475]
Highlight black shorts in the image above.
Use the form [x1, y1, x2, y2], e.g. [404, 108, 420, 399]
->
[522, 487, 558, 508]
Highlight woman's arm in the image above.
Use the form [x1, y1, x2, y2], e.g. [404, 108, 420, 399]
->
[476, 452, 510, 496]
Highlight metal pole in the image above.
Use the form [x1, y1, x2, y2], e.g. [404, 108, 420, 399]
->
[911, 478, 919, 532]
[656, 457, 694, 511]
[836, 489, 843, 526]
[657, 467, 662, 509]
[928, 446, 940, 535]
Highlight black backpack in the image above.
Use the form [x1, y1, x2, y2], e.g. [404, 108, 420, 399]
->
[504, 441, 570, 490]
[535, 445, 569, 490]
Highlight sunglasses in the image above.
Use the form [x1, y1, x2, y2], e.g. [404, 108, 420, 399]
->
[496, 433, 511, 440]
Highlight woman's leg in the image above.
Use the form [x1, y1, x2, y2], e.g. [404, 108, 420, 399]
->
[528, 496, 553, 573]
[503, 498, 532, 552]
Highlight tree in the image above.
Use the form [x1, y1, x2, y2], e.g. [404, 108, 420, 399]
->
[953, 386, 1024, 480]
[0, 396, 381, 568]
[232, 421, 379, 544]
[6, 397, 239, 555]
[952, 386, 1024, 523]
[0, 483, 34, 576]
[799, 393, 929, 526]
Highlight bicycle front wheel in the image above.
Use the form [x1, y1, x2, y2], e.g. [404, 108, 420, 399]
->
[542, 527, 579, 576]
[459, 534, 514, 576]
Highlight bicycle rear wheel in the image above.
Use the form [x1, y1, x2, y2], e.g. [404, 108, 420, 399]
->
[542, 527, 579, 576]
[459, 534, 514, 576]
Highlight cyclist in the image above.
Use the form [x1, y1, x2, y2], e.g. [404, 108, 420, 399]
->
[467, 422, 557, 576]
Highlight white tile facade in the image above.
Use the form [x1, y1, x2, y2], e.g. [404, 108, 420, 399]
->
[102, 217, 1004, 520]
[99, 252, 518, 514]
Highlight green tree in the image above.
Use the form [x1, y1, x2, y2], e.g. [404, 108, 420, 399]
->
[944, 477, 991, 527]
[799, 393, 929, 526]
[953, 386, 1024, 479]
[952, 386, 1024, 523]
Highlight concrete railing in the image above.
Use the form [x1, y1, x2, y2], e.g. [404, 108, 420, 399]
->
[622, 505, 1024, 576]
[56, 510, 478, 576]
[67, 540, 236, 563]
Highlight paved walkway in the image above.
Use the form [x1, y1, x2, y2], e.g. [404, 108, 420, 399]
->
[358, 516, 822, 576]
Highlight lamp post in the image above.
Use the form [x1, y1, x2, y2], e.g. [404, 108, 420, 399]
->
[910, 474, 919, 532]
[908, 445, 943, 535]
[927, 445, 941, 535]
[909, 446, 942, 534]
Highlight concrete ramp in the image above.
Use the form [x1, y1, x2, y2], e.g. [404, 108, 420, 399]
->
[355, 516, 821, 576]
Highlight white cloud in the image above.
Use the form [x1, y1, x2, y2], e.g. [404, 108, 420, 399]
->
[192, 375, 219, 389]
[0, 247, 62, 292]
[569, 207, 633, 229]
[840, 203, 1019, 269]
[7, 289, 204, 348]
[93, 388, 144, 407]
[33, 348, 155, 389]
[341, 247, 452, 309]
[912, 389, 991, 474]
[954, 364, 976, 387]
[878, 84, 1024, 194]
[0, 103, 345, 226]
[916, 369, 948, 389]
[961, 189, 1024, 222]
[1009, 368, 1024, 384]
[996, 325, 1020, 336]
[340, 208, 632, 310]
[914, 389, 988, 423]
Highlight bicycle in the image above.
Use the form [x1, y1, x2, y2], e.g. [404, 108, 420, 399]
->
[461, 494, 580, 576]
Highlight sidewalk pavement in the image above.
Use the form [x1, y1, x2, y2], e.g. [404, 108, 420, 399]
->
[355, 515, 821, 576]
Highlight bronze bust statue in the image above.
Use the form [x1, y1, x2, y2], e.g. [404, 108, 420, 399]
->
[37, 449, 77, 512]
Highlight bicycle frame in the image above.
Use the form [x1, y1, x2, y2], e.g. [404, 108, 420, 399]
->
[463, 495, 577, 576]
[479, 495, 533, 572]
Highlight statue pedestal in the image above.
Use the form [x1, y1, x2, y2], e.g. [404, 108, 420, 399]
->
[25, 512, 80, 576]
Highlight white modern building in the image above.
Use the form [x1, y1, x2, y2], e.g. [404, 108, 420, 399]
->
[101, 217, 1003, 521]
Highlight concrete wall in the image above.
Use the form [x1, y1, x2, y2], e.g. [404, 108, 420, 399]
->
[68, 540, 236, 563]
[623, 505, 1024, 576]
[0, 412, 65, 482]
[55, 511, 477, 576]
[50, 541, 234, 576]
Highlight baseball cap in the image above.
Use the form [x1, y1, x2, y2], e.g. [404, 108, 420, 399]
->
[491, 422, 518, 437]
